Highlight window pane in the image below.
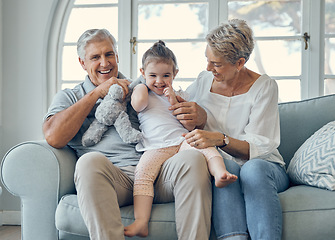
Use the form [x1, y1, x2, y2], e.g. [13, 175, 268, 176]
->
[276, 79, 301, 102]
[167, 42, 207, 79]
[62, 46, 87, 80]
[74, 0, 118, 5]
[138, 0, 193, 1]
[138, 3, 208, 39]
[246, 40, 301, 76]
[228, 0, 301, 37]
[136, 41, 207, 80]
[325, 0, 335, 34]
[325, 38, 335, 75]
[173, 80, 194, 91]
[64, 7, 118, 43]
[325, 79, 335, 95]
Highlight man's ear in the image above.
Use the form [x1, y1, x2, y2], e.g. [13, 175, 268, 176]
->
[79, 57, 87, 70]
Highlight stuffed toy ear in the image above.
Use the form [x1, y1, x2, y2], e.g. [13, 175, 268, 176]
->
[109, 84, 125, 101]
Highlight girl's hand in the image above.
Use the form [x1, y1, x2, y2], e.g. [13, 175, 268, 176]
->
[163, 82, 178, 105]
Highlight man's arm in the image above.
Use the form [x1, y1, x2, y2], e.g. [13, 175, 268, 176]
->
[43, 78, 129, 148]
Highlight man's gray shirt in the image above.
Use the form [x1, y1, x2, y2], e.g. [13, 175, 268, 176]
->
[44, 74, 142, 167]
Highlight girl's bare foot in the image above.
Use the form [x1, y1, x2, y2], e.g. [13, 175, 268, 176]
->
[124, 219, 149, 237]
[214, 171, 238, 188]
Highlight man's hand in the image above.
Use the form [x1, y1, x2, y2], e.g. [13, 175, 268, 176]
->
[169, 96, 207, 131]
[95, 77, 130, 99]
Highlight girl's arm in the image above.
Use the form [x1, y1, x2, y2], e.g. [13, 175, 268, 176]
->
[131, 83, 149, 112]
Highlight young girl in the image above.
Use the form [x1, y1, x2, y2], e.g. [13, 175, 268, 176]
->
[124, 41, 237, 237]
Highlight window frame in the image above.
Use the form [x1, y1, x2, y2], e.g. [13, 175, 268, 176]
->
[48, 0, 330, 105]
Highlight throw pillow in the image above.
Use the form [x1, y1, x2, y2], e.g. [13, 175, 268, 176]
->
[287, 121, 335, 191]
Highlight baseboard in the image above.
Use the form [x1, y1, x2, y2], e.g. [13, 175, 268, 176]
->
[0, 210, 21, 226]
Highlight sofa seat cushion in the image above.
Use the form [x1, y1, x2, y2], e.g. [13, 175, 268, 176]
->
[287, 121, 335, 190]
[279, 185, 335, 212]
[279, 185, 335, 240]
[55, 194, 178, 240]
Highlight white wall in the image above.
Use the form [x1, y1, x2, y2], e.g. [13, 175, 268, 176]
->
[0, 0, 56, 224]
[0, 0, 3, 224]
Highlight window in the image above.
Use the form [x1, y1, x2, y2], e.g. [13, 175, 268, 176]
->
[131, 0, 210, 90]
[324, 0, 335, 95]
[50, 0, 331, 103]
[56, 0, 119, 90]
[226, 0, 303, 102]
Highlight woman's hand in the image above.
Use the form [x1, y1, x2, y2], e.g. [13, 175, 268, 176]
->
[184, 129, 250, 160]
[183, 129, 222, 149]
[169, 96, 207, 131]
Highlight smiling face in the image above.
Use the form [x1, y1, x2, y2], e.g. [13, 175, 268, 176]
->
[141, 61, 177, 95]
[79, 39, 119, 86]
[205, 45, 238, 83]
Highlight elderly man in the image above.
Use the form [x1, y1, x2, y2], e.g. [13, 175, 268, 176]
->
[43, 29, 211, 240]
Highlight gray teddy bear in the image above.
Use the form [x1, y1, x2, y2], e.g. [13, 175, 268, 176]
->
[82, 81, 142, 147]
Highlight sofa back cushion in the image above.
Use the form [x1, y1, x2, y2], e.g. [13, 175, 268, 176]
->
[278, 94, 335, 166]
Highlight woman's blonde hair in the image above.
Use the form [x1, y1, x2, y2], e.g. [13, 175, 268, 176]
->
[206, 19, 254, 64]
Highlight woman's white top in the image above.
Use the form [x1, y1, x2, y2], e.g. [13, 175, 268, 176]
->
[136, 91, 188, 152]
[186, 71, 285, 166]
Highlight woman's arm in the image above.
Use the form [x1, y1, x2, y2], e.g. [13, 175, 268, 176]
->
[183, 130, 250, 160]
[131, 84, 149, 112]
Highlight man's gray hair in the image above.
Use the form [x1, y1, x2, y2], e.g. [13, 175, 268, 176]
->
[77, 29, 117, 60]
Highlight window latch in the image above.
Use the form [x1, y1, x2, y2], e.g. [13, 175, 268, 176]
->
[303, 32, 310, 50]
[130, 37, 137, 54]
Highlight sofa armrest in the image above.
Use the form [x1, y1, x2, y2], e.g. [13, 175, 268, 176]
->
[1, 140, 77, 240]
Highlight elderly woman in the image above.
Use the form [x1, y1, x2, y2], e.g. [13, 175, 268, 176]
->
[172, 19, 289, 240]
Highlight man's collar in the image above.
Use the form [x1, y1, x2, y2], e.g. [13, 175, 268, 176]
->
[83, 75, 96, 93]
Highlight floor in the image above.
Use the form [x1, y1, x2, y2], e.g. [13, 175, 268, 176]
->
[0, 225, 21, 240]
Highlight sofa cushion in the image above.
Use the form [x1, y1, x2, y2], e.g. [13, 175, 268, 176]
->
[278, 94, 335, 166]
[55, 194, 178, 240]
[279, 185, 335, 240]
[287, 121, 335, 190]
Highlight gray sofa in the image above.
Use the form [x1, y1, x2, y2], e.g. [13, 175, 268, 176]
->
[2, 94, 335, 240]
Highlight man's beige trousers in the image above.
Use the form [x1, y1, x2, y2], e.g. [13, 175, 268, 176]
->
[74, 150, 212, 240]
